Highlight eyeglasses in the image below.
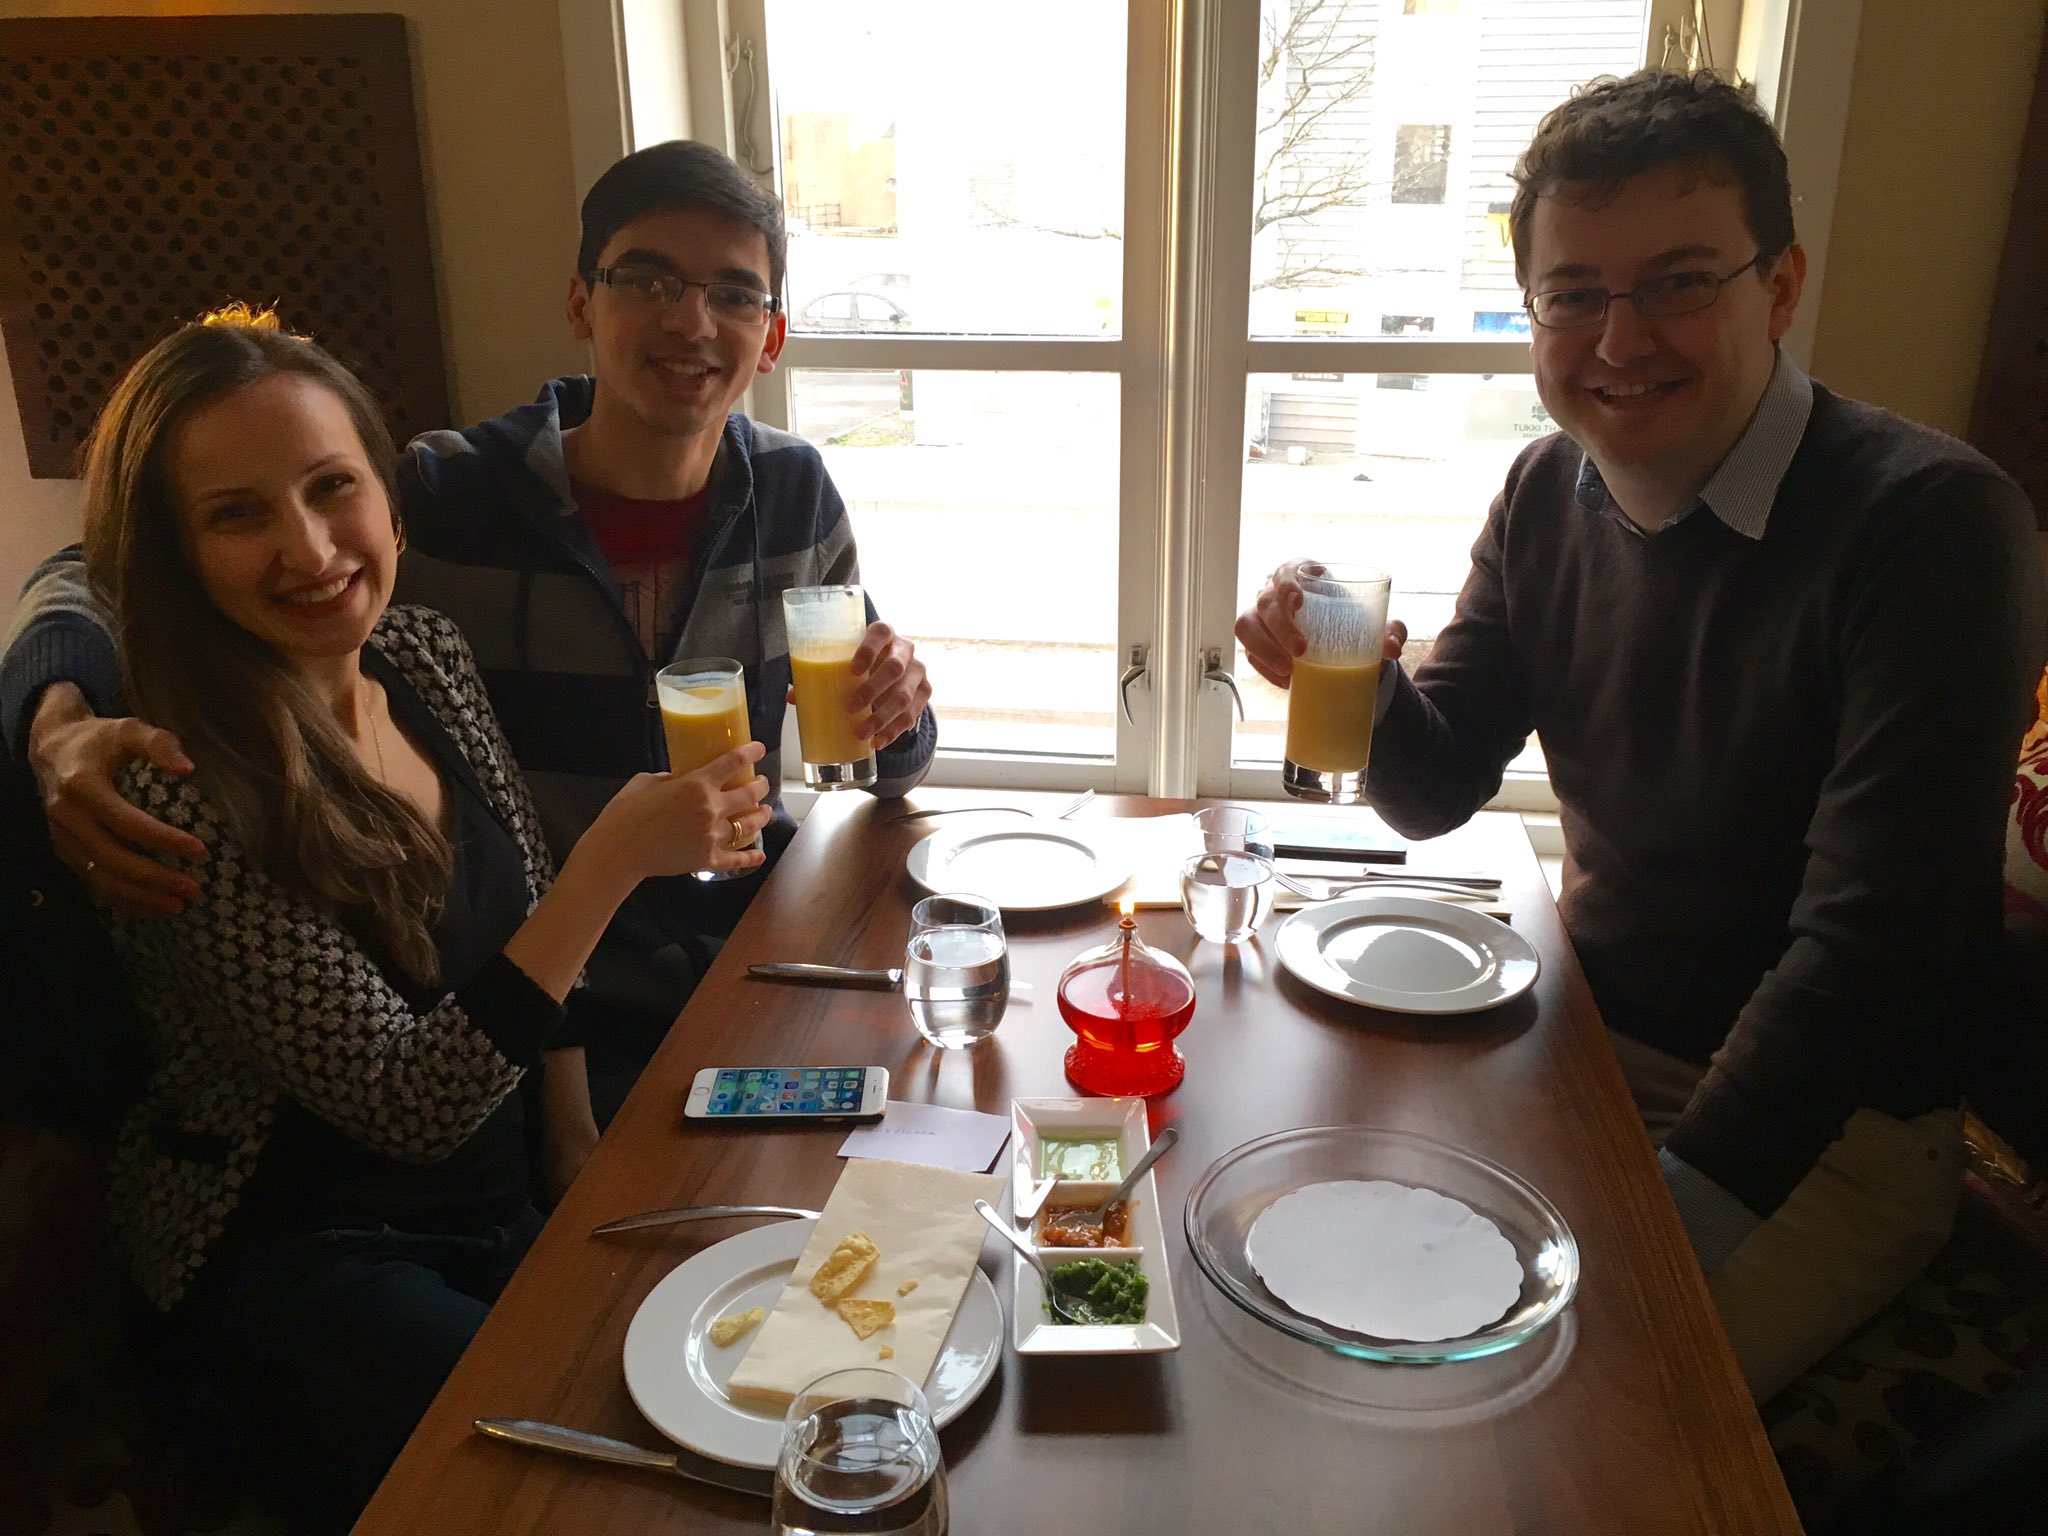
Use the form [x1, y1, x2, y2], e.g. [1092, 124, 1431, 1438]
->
[1525, 252, 1767, 330]
[587, 264, 779, 322]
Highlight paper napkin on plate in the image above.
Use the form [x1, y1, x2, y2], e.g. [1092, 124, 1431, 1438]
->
[725, 1158, 1004, 1407]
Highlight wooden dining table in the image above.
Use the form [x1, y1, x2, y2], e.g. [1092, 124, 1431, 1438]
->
[356, 790, 1801, 1535]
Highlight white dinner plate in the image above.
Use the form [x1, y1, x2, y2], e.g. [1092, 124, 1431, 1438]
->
[621, 1218, 1003, 1468]
[905, 823, 1131, 911]
[1273, 894, 1539, 1014]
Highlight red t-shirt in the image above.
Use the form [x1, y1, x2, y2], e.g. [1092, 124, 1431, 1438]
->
[573, 478, 707, 658]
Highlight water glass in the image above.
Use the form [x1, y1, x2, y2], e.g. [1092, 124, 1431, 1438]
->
[904, 893, 1009, 1049]
[1192, 805, 1275, 860]
[774, 1367, 948, 1536]
[1180, 850, 1277, 943]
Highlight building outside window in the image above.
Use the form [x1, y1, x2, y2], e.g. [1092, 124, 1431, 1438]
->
[725, 0, 1669, 799]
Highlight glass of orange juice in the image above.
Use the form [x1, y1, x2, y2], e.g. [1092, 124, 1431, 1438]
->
[655, 657, 759, 882]
[781, 585, 879, 790]
[1281, 564, 1391, 804]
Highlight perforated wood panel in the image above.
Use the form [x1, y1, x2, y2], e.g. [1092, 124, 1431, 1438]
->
[0, 14, 448, 479]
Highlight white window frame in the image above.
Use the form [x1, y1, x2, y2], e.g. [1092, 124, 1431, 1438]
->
[608, 0, 1844, 814]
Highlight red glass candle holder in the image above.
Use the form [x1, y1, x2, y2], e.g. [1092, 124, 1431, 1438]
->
[1056, 912, 1196, 1097]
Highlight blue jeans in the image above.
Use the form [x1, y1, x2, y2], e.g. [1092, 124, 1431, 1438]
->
[163, 1208, 544, 1534]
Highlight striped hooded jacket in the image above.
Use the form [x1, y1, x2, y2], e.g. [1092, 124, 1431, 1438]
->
[2, 375, 936, 1029]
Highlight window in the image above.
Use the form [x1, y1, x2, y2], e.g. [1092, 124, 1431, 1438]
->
[1473, 309, 1532, 336]
[1391, 124, 1451, 205]
[692, 0, 1668, 802]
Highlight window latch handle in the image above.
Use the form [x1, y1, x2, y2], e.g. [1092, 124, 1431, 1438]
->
[1202, 648, 1245, 721]
[1118, 644, 1149, 726]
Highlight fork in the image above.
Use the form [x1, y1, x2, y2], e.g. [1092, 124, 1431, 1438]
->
[1274, 870, 1504, 902]
[895, 788, 1095, 823]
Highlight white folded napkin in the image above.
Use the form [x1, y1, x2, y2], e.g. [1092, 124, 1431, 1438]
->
[725, 1158, 1004, 1408]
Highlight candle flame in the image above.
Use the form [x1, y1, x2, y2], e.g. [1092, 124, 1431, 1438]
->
[1118, 898, 1135, 918]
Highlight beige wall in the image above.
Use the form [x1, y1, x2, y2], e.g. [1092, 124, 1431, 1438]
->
[1810, 0, 2045, 434]
[0, 0, 586, 620]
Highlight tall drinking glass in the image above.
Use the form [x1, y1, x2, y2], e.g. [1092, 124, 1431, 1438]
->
[1282, 565, 1392, 805]
[904, 894, 1008, 1049]
[655, 657, 758, 883]
[783, 584, 879, 790]
[773, 1367, 948, 1536]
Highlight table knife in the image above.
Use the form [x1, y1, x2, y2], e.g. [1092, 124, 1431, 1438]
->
[748, 961, 1033, 997]
[474, 1418, 770, 1497]
[590, 1203, 817, 1236]
[749, 961, 903, 989]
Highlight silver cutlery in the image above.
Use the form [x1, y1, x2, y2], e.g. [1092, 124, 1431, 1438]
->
[1058, 1126, 1179, 1237]
[749, 961, 902, 989]
[474, 1418, 770, 1497]
[749, 961, 1033, 996]
[974, 1198, 1087, 1324]
[590, 1203, 816, 1237]
[894, 788, 1095, 823]
[1014, 1173, 1062, 1224]
[1274, 870, 1503, 902]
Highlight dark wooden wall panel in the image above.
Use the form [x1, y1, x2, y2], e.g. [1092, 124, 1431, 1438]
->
[0, 13, 449, 479]
[1972, 25, 2048, 530]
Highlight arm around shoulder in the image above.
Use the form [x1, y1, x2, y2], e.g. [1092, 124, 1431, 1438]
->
[2, 546, 120, 756]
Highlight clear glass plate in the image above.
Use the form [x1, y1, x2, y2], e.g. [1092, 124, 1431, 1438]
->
[1183, 1125, 1579, 1364]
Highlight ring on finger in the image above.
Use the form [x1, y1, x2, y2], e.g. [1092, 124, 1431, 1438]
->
[729, 817, 749, 851]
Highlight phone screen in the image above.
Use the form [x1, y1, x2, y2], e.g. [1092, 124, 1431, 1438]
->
[701, 1067, 869, 1117]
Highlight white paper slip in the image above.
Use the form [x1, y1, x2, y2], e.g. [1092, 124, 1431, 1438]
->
[1248, 1180, 1525, 1342]
[726, 1158, 1005, 1408]
[1110, 813, 1206, 907]
[839, 1100, 1012, 1173]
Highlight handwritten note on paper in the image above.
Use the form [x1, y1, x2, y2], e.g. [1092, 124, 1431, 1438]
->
[839, 1101, 1012, 1173]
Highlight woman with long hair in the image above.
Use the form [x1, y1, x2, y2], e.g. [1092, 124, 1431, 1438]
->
[79, 305, 773, 1531]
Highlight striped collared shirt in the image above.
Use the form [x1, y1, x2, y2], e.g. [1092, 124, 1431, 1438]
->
[1574, 349, 1815, 540]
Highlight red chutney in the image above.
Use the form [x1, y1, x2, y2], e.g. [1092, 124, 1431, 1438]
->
[1036, 1200, 1133, 1248]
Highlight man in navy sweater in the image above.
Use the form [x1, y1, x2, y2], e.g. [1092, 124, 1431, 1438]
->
[1239, 71, 2045, 1399]
[6, 140, 936, 1123]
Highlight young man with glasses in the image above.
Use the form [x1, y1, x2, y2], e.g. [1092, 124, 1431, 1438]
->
[1237, 70, 2045, 1400]
[5, 140, 935, 1123]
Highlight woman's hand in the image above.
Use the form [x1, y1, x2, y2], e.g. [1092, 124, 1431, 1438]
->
[587, 740, 774, 883]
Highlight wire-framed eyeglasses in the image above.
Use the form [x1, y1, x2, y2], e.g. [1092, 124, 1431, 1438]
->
[1525, 252, 1768, 330]
[587, 264, 779, 322]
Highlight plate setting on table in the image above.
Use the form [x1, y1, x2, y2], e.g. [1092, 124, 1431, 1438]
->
[621, 1217, 1003, 1469]
[905, 822, 1132, 912]
[1184, 1125, 1579, 1364]
[1273, 893, 1538, 1014]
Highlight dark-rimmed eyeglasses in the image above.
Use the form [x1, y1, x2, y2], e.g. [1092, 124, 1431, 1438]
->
[1525, 252, 1767, 330]
[587, 264, 779, 322]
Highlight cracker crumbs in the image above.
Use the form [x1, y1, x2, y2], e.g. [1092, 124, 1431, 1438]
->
[708, 1306, 764, 1347]
[878, 1345, 895, 1360]
[835, 1298, 896, 1339]
[809, 1232, 879, 1303]
[896, 1278, 919, 1297]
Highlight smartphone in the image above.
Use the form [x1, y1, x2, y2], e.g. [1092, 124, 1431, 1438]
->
[685, 1065, 889, 1122]
[1263, 817, 1408, 864]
